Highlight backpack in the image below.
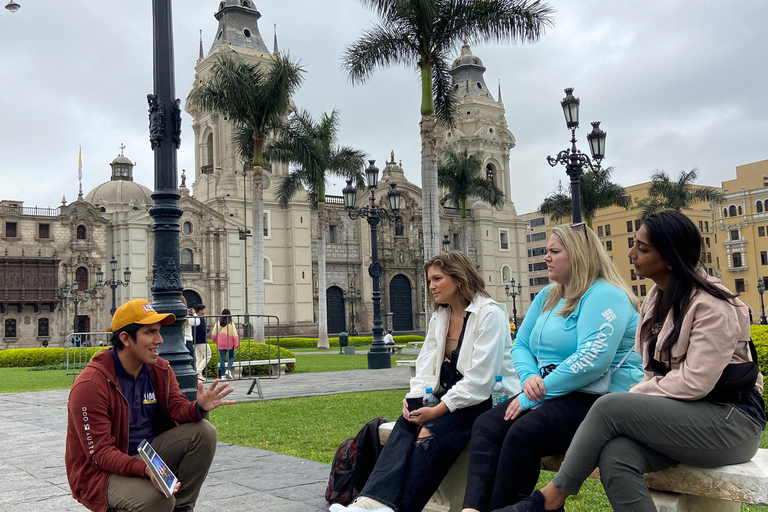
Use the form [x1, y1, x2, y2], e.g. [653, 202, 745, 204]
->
[325, 416, 389, 505]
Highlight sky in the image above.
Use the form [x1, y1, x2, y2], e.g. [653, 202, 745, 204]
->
[1, 1, 766, 215]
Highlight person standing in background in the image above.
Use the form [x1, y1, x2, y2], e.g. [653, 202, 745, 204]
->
[193, 304, 210, 381]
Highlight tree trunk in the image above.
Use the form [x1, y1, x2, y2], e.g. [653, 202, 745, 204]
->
[316, 203, 330, 349]
[420, 115, 440, 262]
[252, 165, 265, 343]
[462, 217, 470, 254]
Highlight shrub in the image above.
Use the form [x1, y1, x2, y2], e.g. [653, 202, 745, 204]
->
[263, 334, 424, 349]
[749, 325, 768, 405]
[0, 346, 107, 368]
[208, 341, 296, 376]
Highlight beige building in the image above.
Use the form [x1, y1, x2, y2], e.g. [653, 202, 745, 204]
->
[713, 159, 768, 321]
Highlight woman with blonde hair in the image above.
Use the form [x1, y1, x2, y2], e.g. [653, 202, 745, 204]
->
[332, 251, 520, 512]
[212, 308, 239, 380]
[461, 223, 642, 512]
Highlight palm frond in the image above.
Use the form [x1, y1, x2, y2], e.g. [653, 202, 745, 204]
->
[275, 171, 308, 208]
[342, 23, 418, 84]
[539, 193, 572, 223]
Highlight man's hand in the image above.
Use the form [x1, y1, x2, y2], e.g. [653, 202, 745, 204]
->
[196, 379, 235, 412]
[144, 466, 180, 495]
[523, 375, 547, 402]
[503, 395, 524, 421]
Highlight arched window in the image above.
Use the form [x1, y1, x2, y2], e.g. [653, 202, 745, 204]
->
[501, 265, 511, 284]
[183, 221, 192, 235]
[76, 225, 87, 239]
[486, 163, 495, 182]
[757, 201, 763, 213]
[204, 133, 214, 167]
[764, 200, 768, 211]
[181, 249, 194, 265]
[738, 205, 743, 215]
[729, 205, 737, 217]
[76, 267, 88, 291]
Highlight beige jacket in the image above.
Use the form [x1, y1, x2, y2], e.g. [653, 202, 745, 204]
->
[631, 275, 763, 400]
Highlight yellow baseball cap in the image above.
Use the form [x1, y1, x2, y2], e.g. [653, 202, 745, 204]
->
[107, 298, 176, 332]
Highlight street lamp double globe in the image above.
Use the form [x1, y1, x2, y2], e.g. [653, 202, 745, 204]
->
[97, 256, 131, 316]
[504, 277, 522, 326]
[343, 160, 401, 369]
[547, 87, 607, 224]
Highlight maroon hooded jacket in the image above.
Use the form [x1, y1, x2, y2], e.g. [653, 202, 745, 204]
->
[65, 349, 201, 511]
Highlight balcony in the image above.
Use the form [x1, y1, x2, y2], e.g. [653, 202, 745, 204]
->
[201, 165, 213, 174]
[180, 264, 201, 273]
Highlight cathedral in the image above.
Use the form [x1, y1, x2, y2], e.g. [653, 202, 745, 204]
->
[0, 0, 528, 348]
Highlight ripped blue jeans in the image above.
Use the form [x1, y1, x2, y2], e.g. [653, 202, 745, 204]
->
[357, 397, 491, 512]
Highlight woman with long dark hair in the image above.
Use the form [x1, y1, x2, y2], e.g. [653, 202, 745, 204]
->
[508, 211, 766, 512]
[212, 308, 239, 380]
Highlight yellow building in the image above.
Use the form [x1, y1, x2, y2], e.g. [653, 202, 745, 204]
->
[713, 159, 768, 321]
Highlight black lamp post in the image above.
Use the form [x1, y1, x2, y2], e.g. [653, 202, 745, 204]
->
[758, 279, 766, 319]
[97, 256, 131, 316]
[442, 234, 451, 253]
[547, 87, 607, 224]
[147, 0, 196, 399]
[343, 160, 401, 369]
[61, 284, 89, 338]
[346, 283, 361, 333]
[504, 277, 523, 326]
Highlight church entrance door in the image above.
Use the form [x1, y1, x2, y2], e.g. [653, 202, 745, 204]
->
[389, 274, 413, 331]
[326, 286, 346, 334]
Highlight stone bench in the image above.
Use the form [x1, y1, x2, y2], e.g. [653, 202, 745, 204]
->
[378, 421, 768, 512]
[409, 341, 425, 349]
[389, 344, 406, 354]
[396, 358, 417, 377]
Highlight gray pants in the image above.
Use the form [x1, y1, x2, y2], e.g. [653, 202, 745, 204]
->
[552, 393, 762, 512]
[107, 420, 217, 512]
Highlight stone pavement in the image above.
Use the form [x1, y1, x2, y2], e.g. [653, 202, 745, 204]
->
[0, 366, 413, 512]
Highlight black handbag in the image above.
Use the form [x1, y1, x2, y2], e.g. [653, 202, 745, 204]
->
[702, 339, 760, 403]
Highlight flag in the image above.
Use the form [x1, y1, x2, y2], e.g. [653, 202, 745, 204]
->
[78, 147, 82, 181]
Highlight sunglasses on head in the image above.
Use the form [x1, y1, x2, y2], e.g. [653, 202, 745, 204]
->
[571, 222, 589, 245]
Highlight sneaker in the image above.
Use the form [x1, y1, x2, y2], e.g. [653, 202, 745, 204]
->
[226, 370, 234, 379]
[494, 490, 565, 512]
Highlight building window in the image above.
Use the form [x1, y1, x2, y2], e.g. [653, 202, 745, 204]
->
[530, 293, 536, 301]
[640, 284, 647, 296]
[605, 240, 612, 251]
[635, 219, 642, 231]
[627, 221, 633, 232]
[631, 269, 637, 281]
[5, 222, 17, 238]
[605, 224, 612, 236]
[706, 253, 712, 264]
[181, 248, 193, 265]
[529, 262, 548, 272]
[757, 201, 764, 213]
[529, 276, 550, 287]
[628, 238, 634, 248]
[485, 164, 494, 182]
[38, 318, 49, 337]
[723, 208, 728, 218]
[499, 229, 510, 250]
[738, 206, 743, 215]
[761, 251, 767, 266]
[632, 285, 638, 296]
[4, 319, 16, 338]
[704, 221, 709, 232]
[729, 205, 737, 217]
[526, 232, 546, 243]
[37, 223, 50, 239]
[75, 267, 88, 291]
[529, 217, 546, 228]
[182, 221, 192, 235]
[76, 225, 87, 239]
[453, 232, 460, 249]
[760, 226, 766, 237]
[528, 247, 546, 257]
[730, 229, 739, 241]
[732, 253, 743, 268]
[705, 237, 710, 248]
[597, 226, 603, 237]
[735, 278, 745, 293]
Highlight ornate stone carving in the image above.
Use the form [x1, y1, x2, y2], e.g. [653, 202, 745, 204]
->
[151, 259, 182, 292]
[172, 98, 182, 149]
[147, 94, 165, 150]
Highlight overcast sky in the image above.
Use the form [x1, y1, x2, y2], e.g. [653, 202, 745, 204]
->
[1, 1, 766, 214]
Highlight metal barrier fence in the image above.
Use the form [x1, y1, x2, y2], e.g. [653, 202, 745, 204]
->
[65, 331, 112, 379]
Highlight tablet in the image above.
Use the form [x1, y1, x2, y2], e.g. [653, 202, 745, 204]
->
[137, 439, 178, 498]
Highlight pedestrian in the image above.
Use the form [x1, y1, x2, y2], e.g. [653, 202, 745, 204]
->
[193, 303, 210, 381]
[65, 298, 234, 512]
[212, 309, 239, 380]
[509, 211, 765, 512]
[384, 330, 395, 353]
[181, 296, 198, 366]
[331, 251, 520, 512]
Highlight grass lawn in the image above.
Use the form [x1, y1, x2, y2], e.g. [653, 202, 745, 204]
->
[292, 353, 412, 373]
[0, 368, 74, 393]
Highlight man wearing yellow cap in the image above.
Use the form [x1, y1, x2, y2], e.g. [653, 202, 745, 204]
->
[65, 299, 235, 512]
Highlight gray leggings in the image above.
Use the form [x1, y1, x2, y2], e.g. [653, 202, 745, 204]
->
[552, 393, 763, 512]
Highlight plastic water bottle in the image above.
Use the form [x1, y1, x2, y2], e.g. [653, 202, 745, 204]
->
[423, 387, 439, 407]
[491, 375, 509, 406]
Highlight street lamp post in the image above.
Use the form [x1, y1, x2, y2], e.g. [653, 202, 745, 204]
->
[343, 160, 401, 369]
[758, 279, 766, 320]
[504, 277, 523, 326]
[148, 0, 196, 399]
[97, 256, 131, 316]
[61, 284, 89, 340]
[346, 283, 361, 333]
[547, 87, 607, 224]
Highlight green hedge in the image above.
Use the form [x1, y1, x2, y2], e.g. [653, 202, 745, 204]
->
[262, 334, 425, 349]
[0, 346, 107, 368]
[749, 325, 768, 405]
[208, 341, 296, 376]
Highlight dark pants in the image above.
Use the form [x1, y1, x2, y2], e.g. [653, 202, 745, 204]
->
[463, 392, 600, 512]
[552, 393, 763, 512]
[359, 398, 492, 512]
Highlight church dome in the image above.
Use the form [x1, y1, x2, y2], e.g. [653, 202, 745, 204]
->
[84, 149, 153, 208]
[450, 42, 494, 101]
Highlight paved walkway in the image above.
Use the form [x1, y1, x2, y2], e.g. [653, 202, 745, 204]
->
[0, 366, 413, 512]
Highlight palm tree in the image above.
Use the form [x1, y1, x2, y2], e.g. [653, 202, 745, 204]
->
[438, 149, 504, 252]
[637, 168, 724, 220]
[270, 109, 366, 349]
[539, 167, 628, 228]
[343, 0, 554, 261]
[189, 54, 304, 343]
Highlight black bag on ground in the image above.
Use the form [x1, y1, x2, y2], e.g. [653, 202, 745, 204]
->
[326, 416, 389, 505]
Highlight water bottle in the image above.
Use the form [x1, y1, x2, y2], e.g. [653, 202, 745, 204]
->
[491, 375, 509, 406]
[423, 387, 439, 407]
